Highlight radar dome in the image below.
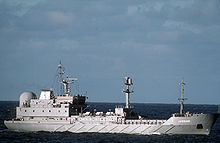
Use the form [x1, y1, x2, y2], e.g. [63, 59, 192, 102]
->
[19, 92, 37, 107]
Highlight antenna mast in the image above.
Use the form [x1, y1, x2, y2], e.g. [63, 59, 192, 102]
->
[123, 77, 134, 109]
[58, 61, 64, 95]
[57, 61, 77, 96]
[179, 79, 186, 115]
[60, 77, 77, 96]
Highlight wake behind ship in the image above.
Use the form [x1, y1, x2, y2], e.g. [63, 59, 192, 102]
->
[4, 63, 219, 135]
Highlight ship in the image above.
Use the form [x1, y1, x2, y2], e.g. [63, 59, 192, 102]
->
[4, 62, 219, 135]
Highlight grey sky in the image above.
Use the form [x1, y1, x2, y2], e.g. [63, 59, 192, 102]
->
[1, 0, 220, 104]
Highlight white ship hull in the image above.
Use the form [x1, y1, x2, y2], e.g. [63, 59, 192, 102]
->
[4, 64, 219, 136]
[4, 113, 218, 135]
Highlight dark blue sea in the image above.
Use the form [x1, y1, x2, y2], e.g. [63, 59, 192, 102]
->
[0, 101, 219, 143]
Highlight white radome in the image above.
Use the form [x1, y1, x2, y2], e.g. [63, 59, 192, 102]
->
[19, 92, 37, 107]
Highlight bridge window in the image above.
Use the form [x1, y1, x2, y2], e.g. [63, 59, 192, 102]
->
[197, 124, 203, 129]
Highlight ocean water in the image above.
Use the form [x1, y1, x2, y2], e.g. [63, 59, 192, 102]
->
[0, 101, 220, 143]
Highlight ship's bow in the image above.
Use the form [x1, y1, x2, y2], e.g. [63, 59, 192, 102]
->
[163, 113, 219, 135]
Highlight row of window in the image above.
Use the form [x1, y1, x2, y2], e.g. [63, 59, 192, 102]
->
[24, 110, 67, 113]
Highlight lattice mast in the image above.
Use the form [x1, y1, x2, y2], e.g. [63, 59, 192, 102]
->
[57, 61, 77, 96]
[58, 61, 64, 95]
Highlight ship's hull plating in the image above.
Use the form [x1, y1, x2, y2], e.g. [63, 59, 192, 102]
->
[4, 113, 218, 135]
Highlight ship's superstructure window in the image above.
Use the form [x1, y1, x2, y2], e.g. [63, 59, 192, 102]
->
[33, 110, 35, 112]
[49, 110, 51, 112]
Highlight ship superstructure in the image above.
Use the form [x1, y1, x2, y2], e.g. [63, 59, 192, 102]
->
[14, 62, 87, 122]
[4, 63, 219, 135]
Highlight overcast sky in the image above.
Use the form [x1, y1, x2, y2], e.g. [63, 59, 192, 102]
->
[1, 0, 220, 104]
